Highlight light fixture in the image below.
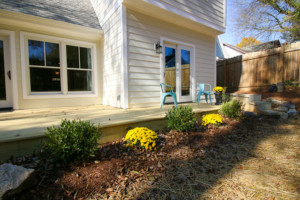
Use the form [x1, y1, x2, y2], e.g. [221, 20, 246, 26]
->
[155, 41, 162, 54]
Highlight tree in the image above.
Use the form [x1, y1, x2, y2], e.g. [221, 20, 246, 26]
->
[233, 0, 300, 42]
[236, 37, 262, 47]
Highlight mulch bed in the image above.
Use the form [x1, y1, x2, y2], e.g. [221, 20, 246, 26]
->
[7, 115, 278, 200]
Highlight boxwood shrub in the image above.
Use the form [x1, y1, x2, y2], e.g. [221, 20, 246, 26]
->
[165, 106, 196, 132]
[43, 119, 102, 163]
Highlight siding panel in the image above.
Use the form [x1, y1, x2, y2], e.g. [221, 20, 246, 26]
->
[127, 9, 216, 108]
[102, 7, 122, 107]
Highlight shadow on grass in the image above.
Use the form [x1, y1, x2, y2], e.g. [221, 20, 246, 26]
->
[134, 117, 299, 199]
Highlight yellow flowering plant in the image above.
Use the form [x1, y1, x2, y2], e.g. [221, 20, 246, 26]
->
[202, 114, 224, 126]
[213, 86, 224, 93]
[125, 127, 159, 150]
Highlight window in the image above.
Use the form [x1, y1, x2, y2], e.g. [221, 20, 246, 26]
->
[22, 33, 96, 98]
[66, 45, 92, 91]
[28, 40, 61, 92]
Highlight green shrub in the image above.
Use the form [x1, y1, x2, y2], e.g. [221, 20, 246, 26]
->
[165, 106, 196, 132]
[43, 119, 102, 163]
[222, 87, 230, 103]
[219, 100, 243, 119]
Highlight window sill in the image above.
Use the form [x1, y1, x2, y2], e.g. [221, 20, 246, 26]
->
[23, 92, 98, 99]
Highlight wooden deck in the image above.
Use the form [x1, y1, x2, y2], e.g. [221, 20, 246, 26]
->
[0, 103, 220, 161]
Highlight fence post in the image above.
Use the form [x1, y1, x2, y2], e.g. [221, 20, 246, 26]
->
[278, 46, 285, 82]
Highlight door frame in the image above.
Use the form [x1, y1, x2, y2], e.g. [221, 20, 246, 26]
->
[0, 36, 12, 108]
[160, 37, 196, 103]
[0, 29, 18, 109]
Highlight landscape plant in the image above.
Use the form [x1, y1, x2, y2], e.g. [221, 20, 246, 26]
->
[125, 127, 158, 150]
[202, 113, 224, 126]
[213, 86, 224, 93]
[43, 119, 102, 163]
[165, 106, 196, 132]
[219, 99, 243, 119]
[222, 87, 230, 103]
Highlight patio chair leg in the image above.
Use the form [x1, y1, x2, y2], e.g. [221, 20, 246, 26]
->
[204, 94, 208, 103]
[208, 93, 212, 105]
[197, 92, 202, 104]
[172, 94, 178, 107]
[161, 95, 167, 108]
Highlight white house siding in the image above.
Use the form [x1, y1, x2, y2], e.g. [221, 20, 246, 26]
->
[144, 0, 225, 31]
[101, 7, 123, 107]
[127, 9, 216, 108]
[90, 0, 119, 25]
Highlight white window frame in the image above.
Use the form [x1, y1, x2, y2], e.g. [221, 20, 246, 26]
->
[160, 37, 196, 103]
[20, 32, 98, 99]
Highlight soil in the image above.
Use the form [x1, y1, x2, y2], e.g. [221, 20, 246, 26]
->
[8, 115, 300, 200]
[234, 86, 300, 111]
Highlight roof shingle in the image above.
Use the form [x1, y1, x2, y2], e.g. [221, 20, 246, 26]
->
[0, 0, 101, 29]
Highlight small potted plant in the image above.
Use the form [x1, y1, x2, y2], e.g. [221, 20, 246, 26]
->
[213, 86, 224, 105]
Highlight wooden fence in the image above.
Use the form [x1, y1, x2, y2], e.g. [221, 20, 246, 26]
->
[165, 64, 190, 93]
[217, 41, 300, 91]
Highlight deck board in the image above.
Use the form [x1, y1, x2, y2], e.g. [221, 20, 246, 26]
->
[0, 103, 220, 161]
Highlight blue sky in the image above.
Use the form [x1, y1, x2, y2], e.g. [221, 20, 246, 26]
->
[220, 0, 282, 46]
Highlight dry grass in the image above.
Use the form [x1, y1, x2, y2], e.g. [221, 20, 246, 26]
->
[99, 118, 300, 200]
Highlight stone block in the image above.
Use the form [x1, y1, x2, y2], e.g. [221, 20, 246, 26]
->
[255, 101, 272, 111]
[277, 82, 284, 92]
[274, 106, 288, 112]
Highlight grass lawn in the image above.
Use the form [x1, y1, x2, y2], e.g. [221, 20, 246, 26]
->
[12, 115, 300, 200]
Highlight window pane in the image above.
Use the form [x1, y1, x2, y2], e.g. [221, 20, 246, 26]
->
[181, 49, 190, 96]
[30, 68, 61, 92]
[28, 40, 44, 66]
[68, 70, 91, 91]
[0, 41, 6, 100]
[45, 42, 60, 67]
[164, 47, 176, 92]
[67, 45, 79, 68]
[80, 47, 91, 69]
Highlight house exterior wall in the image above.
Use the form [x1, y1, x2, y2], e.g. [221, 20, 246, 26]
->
[126, 9, 216, 108]
[150, 0, 225, 29]
[0, 12, 103, 109]
[101, 6, 123, 107]
[90, 0, 120, 26]
[223, 46, 244, 58]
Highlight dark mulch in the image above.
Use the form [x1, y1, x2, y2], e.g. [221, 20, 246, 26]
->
[8, 115, 298, 199]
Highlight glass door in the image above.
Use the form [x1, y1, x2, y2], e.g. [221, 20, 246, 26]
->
[178, 45, 192, 102]
[163, 44, 193, 103]
[0, 37, 12, 109]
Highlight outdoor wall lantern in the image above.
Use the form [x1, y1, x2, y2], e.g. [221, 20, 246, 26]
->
[155, 41, 162, 54]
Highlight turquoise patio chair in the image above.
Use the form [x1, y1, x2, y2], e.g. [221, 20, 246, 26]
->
[197, 83, 212, 105]
[160, 83, 178, 108]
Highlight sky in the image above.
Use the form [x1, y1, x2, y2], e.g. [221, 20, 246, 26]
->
[220, 0, 282, 46]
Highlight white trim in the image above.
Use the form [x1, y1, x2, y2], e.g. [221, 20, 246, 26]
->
[160, 37, 196, 103]
[224, 0, 227, 28]
[120, 5, 128, 109]
[143, 0, 225, 33]
[0, 10, 103, 41]
[0, 29, 18, 109]
[214, 36, 217, 88]
[99, 0, 124, 26]
[20, 32, 98, 99]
